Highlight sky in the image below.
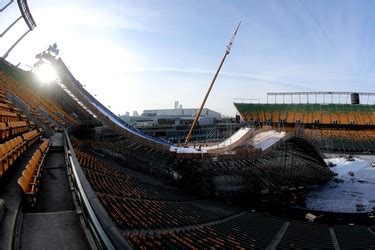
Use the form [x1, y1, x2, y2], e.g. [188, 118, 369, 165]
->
[1, 0, 375, 116]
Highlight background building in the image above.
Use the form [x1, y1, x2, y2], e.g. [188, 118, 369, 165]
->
[120, 102, 222, 127]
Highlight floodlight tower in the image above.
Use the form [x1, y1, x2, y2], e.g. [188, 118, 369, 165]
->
[0, 0, 37, 59]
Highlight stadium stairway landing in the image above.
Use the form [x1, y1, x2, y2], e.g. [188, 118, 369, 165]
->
[15, 133, 90, 250]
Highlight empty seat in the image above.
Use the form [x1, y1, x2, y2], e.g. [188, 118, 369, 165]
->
[18, 176, 38, 206]
[0, 122, 9, 140]
[22, 130, 40, 147]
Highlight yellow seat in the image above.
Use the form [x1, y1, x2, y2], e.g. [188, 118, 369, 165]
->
[18, 176, 38, 193]
[26, 162, 37, 174]
[2, 143, 14, 165]
[39, 140, 50, 153]
[18, 176, 38, 207]
[0, 122, 9, 140]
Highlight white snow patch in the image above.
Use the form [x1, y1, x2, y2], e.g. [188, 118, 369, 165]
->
[204, 127, 253, 150]
[170, 146, 208, 154]
[305, 155, 375, 213]
[253, 131, 286, 150]
[170, 127, 254, 153]
[326, 158, 368, 177]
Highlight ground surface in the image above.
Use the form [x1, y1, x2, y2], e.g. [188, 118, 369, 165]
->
[305, 154, 375, 213]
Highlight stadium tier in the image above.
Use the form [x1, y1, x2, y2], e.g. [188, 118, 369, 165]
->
[235, 102, 375, 153]
[235, 103, 375, 126]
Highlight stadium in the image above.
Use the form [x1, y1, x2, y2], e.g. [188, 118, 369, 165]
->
[1, 1, 375, 249]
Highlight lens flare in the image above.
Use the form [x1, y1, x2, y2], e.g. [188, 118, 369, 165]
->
[35, 63, 57, 83]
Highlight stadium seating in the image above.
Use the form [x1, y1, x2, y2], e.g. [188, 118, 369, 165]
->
[304, 129, 375, 153]
[0, 110, 18, 122]
[235, 103, 375, 153]
[278, 221, 334, 248]
[0, 136, 27, 176]
[8, 121, 29, 136]
[0, 122, 9, 140]
[0, 93, 42, 178]
[22, 130, 40, 147]
[18, 139, 50, 207]
[235, 103, 375, 126]
[128, 212, 284, 248]
[99, 194, 241, 230]
[335, 225, 375, 249]
[0, 70, 77, 127]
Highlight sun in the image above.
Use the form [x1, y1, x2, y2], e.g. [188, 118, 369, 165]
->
[35, 63, 58, 83]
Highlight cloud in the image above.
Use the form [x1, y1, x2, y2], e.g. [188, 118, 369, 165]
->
[123, 66, 315, 91]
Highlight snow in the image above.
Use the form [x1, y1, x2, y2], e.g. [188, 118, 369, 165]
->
[170, 127, 255, 153]
[170, 129, 286, 153]
[170, 146, 208, 154]
[305, 155, 375, 213]
[252, 131, 286, 150]
[203, 127, 253, 150]
[327, 157, 369, 176]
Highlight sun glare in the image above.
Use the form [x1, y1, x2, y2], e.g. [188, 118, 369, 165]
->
[35, 63, 58, 83]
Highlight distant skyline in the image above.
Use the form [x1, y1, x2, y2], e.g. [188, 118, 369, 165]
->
[1, 0, 375, 116]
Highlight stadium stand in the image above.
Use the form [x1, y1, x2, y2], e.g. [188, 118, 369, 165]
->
[0, 62, 95, 130]
[278, 221, 334, 248]
[0, 85, 42, 178]
[127, 212, 285, 248]
[235, 103, 375, 126]
[235, 102, 375, 153]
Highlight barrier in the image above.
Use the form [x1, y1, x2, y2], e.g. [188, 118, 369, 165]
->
[64, 127, 130, 249]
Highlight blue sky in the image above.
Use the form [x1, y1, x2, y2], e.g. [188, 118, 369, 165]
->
[1, 0, 375, 116]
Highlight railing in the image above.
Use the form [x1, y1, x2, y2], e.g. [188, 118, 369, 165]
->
[64, 127, 130, 249]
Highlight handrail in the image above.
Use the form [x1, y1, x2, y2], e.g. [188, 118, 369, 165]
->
[64, 127, 130, 249]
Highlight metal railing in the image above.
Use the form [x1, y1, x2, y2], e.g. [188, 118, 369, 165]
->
[64, 127, 130, 249]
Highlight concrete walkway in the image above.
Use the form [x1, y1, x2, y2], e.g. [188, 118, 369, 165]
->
[18, 133, 90, 249]
[20, 211, 89, 250]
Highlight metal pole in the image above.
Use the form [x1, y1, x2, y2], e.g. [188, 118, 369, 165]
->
[2, 29, 31, 59]
[0, 16, 22, 37]
[184, 22, 241, 145]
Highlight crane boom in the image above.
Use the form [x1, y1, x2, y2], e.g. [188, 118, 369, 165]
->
[184, 21, 241, 146]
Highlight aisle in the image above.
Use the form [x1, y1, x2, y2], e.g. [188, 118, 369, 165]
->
[18, 133, 90, 250]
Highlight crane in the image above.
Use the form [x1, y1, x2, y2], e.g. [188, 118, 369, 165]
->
[184, 21, 241, 146]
